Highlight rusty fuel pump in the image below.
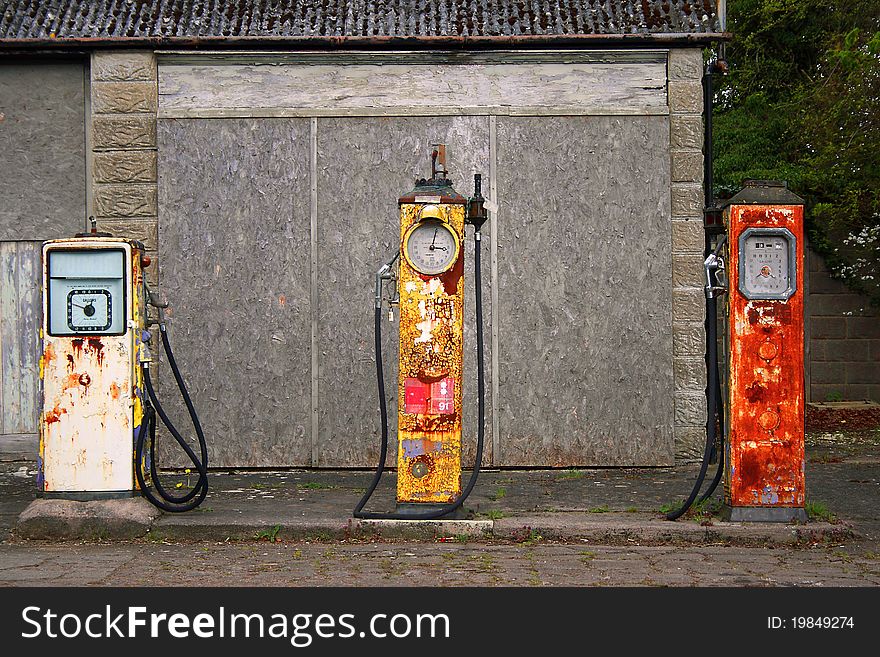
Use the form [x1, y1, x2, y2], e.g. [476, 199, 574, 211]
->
[354, 145, 488, 519]
[668, 180, 807, 522]
[39, 219, 208, 512]
[722, 181, 807, 522]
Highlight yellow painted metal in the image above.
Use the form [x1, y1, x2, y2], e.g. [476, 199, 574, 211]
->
[39, 237, 147, 494]
[396, 202, 466, 504]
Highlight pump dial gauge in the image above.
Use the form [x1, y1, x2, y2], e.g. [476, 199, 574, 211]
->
[738, 228, 797, 300]
[67, 289, 112, 332]
[403, 219, 460, 276]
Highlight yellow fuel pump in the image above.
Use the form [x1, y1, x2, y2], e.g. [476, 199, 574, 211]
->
[354, 146, 488, 519]
[39, 220, 208, 512]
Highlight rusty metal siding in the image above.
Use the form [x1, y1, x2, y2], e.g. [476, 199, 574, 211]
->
[0, 62, 87, 241]
[315, 116, 492, 467]
[495, 115, 674, 466]
[0, 241, 41, 439]
[156, 117, 313, 468]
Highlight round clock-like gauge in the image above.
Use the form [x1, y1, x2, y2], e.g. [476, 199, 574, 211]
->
[67, 289, 112, 332]
[403, 219, 461, 276]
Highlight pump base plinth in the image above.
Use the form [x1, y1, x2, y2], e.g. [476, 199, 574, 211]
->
[394, 503, 468, 520]
[722, 505, 808, 523]
[16, 497, 160, 539]
[39, 489, 139, 501]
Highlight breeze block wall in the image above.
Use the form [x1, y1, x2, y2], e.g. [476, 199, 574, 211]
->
[808, 248, 880, 402]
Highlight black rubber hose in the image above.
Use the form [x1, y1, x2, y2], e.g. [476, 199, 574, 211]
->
[667, 290, 719, 521]
[697, 337, 726, 504]
[135, 325, 209, 512]
[354, 228, 486, 520]
[697, 437, 724, 505]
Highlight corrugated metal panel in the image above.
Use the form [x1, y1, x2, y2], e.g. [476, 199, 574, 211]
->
[0, 241, 41, 436]
[0, 0, 721, 41]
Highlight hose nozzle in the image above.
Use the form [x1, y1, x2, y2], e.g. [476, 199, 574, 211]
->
[374, 252, 399, 310]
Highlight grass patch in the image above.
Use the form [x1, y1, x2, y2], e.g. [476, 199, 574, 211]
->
[518, 529, 543, 546]
[805, 500, 836, 523]
[300, 482, 335, 490]
[579, 550, 596, 565]
[481, 509, 505, 520]
[255, 524, 281, 542]
[556, 469, 585, 481]
[588, 505, 611, 513]
[625, 506, 639, 513]
[489, 487, 506, 501]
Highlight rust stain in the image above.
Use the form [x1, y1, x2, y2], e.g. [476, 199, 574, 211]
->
[727, 203, 805, 508]
[66, 354, 75, 371]
[45, 405, 67, 425]
[110, 382, 121, 400]
[62, 372, 82, 393]
[744, 382, 766, 403]
[278, 294, 286, 307]
[71, 338, 84, 357]
[87, 337, 105, 366]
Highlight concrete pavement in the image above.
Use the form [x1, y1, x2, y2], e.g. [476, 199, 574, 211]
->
[1, 428, 878, 586]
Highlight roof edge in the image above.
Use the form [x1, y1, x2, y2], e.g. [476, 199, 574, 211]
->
[0, 32, 732, 53]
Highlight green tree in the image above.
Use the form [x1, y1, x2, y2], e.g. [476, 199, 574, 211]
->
[714, 0, 880, 302]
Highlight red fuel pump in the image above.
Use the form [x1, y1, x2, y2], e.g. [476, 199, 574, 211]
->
[722, 180, 807, 522]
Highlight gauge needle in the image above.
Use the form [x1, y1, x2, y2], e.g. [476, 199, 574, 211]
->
[429, 228, 438, 250]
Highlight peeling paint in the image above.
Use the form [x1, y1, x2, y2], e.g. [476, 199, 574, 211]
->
[397, 197, 466, 504]
[40, 238, 144, 494]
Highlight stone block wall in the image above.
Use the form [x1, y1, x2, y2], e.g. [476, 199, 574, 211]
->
[668, 49, 708, 459]
[90, 51, 158, 287]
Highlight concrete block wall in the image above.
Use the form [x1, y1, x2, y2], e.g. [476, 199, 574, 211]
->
[668, 49, 707, 459]
[90, 51, 159, 287]
[808, 248, 880, 402]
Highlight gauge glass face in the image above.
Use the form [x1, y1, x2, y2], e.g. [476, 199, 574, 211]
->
[405, 219, 459, 275]
[47, 249, 126, 336]
[68, 289, 112, 332]
[741, 233, 792, 298]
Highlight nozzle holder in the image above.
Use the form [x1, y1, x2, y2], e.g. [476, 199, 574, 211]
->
[466, 173, 488, 230]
